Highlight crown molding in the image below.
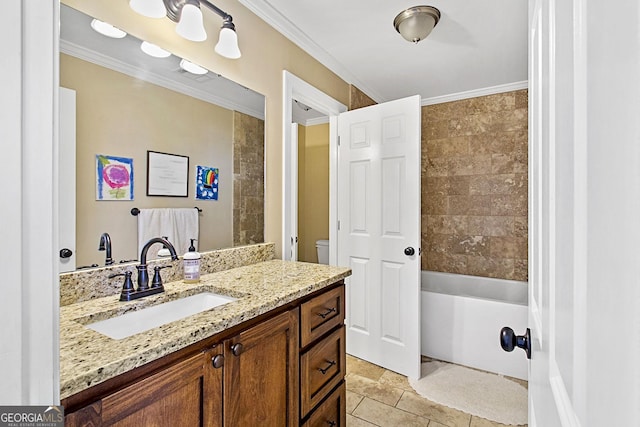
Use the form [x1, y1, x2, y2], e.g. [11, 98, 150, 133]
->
[238, 0, 384, 103]
[305, 116, 330, 127]
[60, 39, 265, 120]
[421, 81, 529, 106]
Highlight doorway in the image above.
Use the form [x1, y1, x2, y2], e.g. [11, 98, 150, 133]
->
[292, 99, 330, 263]
[282, 71, 347, 263]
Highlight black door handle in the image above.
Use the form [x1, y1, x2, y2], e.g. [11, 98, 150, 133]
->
[500, 327, 531, 359]
[404, 247, 415, 256]
[59, 248, 73, 259]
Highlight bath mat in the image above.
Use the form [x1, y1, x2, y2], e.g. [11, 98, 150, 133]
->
[409, 361, 527, 426]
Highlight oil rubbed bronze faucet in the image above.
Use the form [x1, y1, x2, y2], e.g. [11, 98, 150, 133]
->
[112, 237, 178, 302]
[98, 232, 114, 266]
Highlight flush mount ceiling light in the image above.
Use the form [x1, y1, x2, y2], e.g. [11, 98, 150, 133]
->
[130, 0, 242, 59]
[179, 58, 208, 75]
[90, 19, 127, 39]
[141, 41, 172, 58]
[393, 5, 441, 44]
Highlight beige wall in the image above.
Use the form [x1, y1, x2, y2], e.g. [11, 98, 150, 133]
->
[297, 123, 330, 263]
[61, 54, 236, 266]
[422, 89, 528, 281]
[63, 0, 351, 258]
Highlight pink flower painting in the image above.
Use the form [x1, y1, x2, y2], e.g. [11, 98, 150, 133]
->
[96, 155, 134, 200]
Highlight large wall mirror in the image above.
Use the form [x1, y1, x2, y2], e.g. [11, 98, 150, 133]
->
[60, 4, 265, 270]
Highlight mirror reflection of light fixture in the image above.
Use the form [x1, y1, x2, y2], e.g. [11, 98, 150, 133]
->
[141, 41, 172, 58]
[90, 19, 127, 39]
[393, 5, 441, 44]
[130, 0, 242, 59]
[179, 58, 208, 75]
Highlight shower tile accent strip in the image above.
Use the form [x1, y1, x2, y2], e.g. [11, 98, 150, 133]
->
[59, 243, 276, 306]
[233, 111, 265, 246]
[422, 89, 528, 281]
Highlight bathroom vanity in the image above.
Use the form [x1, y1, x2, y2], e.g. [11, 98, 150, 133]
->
[59, 245, 350, 426]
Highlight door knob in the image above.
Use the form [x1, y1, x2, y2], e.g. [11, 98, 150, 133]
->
[404, 247, 415, 256]
[500, 327, 531, 359]
[59, 248, 73, 258]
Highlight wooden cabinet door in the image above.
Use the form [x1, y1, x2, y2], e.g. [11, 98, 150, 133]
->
[204, 345, 225, 427]
[99, 352, 218, 427]
[224, 309, 299, 427]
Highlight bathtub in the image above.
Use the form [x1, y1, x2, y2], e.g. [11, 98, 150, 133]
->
[421, 271, 528, 380]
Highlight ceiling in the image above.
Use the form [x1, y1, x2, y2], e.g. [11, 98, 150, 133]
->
[239, 0, 528, 104]
[61, 1, 528, 122]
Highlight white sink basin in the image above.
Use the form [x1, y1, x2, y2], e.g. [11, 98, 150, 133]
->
[87, 292, 237, 339]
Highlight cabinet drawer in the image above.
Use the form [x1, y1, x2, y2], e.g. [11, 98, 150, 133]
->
[302, 382, 346, 427]
[300, 285, 345, 348]
[300, 326, 346, 417]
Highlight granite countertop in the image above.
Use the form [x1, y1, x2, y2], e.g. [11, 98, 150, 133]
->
[60, 259, 351, 400]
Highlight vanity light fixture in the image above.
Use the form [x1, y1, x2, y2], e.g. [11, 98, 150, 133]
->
[130, 0, 242, 59]
[90, 19, 127, 39]
[393, 5, 441, 44]
[141, 41, 172, 58]
[179, 58, 208, 75]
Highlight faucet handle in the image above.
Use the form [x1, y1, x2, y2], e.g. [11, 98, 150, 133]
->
[151, 265, 172, 289]
[110, 271, 135, 301]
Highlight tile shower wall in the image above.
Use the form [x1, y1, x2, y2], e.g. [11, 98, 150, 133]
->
[233, 111, 265, 246]
[422, 90, 528, 281]
[349, 85, 376, 110]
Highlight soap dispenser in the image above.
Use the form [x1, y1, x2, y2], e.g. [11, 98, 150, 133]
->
[183, 238, 201, 283]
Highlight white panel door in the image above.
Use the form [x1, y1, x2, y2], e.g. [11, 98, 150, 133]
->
[338, 95, 421, 379]
[527, 0, 640, 424]
[59, 87, 76, 273]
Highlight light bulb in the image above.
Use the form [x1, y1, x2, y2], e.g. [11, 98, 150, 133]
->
[180, 59, 208, 75]
[214, 27, 241, 59]
[141, 41, 171, 58]
[176, 4, 207, 42]
[90, 19, 127, 39]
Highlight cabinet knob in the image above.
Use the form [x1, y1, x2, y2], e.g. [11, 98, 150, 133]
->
[211, 354, 224, 369]
[231, 343, 243, 356]
[327, 422, 336, 427]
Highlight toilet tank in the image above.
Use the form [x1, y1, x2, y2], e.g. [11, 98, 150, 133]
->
[315, 239, 329, 264]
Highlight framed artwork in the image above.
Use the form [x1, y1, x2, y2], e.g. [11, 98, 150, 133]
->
[96, 154, 134, 200]
[196, 166, 219, 200]
[146, 151, 189, 197]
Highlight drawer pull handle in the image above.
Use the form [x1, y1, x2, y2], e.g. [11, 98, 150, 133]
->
[318, 360, 336, 375]
[317, 307, 337, 319]
[327, 421, 336, 427]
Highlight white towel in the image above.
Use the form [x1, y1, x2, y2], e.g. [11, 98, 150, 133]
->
[137, 208, 199, 260]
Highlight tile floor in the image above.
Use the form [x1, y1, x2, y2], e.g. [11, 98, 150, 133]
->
[345, 355, 528, 427]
